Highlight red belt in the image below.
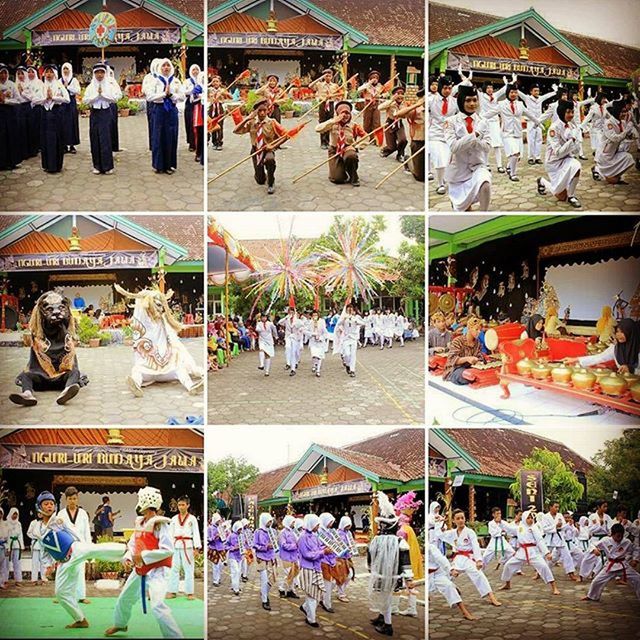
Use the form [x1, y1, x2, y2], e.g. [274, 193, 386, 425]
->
[175, 536, 194, 565]
[606, 556, 627, 581]
[428, 567, 438, 574]
[521, 543, 537, 565]
[453, 550, 474, 559]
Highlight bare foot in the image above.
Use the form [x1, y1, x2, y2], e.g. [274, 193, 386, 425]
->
[459, 603, 476, 620]
[165, 593, 177, 599]
[66, 619, 89, 628]
[533, 573, 540, 580]
[581, 595, 594, 601]
[187, 594, 195, 600]
[568, 574, 578, 582]
[79, 598, 91, 604]
[105, 626, 128, 636]
[488, 593, 502, 606]
[498, 583, 511, 591]
[552, 588, 561, 596]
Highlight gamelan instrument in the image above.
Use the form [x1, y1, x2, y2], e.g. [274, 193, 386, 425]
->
[318, 528, 349, 558]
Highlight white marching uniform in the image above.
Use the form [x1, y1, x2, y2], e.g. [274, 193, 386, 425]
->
[428, 543, 462, 607]
[306, 318, 329, 370]
[580, 512, 613, 579]
[58, 507, 92, 599]
[393, 315, 408, 343]
[541, 512, 575, 574]
[256, 320, 277, 372]
[278, 315, 304, 370]
[444, 112, 492, 211]
[482, 519, 515, 567]
[335, 311, 365, 372]
[586, 537, 640, 602]
[438, 526, 493, 597]
[363, 314, 375, 344]
[595, 115, 636, 179]
[543, 120, 582, 195]
[518, 89, 556, 160]
[478, 86, 506, 147]
[581, 103, 608, 154]
[113, 516, 182, 638]
[168, 513, 202, 595]
[490, 100, 539, 157]
[500, 520, 554, 583]
[27, 518, 47, 581]
[380, 313, 396, 348]
[428, 93, 457, 169]
[373, 313, 384, 345]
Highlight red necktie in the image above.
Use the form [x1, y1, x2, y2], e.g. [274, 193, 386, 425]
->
[489, 95, 494, 102]
[256, 124, 265, 165]
[441, 98, 448, 116]
[336, 127, 346, 157]
[465, 116, 473, 134]
[510, 101, 515, 114]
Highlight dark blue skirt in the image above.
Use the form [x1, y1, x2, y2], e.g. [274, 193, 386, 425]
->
[61, 94, 80, 147]
[110, 102, 120, 151]
[40, 105, 64, 173]
[0, 104, 21, 169]
[90, 108, 114, 173]
[151, 103, 178, 172]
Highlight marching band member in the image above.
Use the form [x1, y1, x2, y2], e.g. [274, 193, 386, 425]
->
[105, 487, 182, 638]
[336, 516, 356, 603]
[541, 502, 578, 581]
[298, 514, 328, 627]
[378, 87, 408, 161]
[184, 64, 202, 152]
[594, 98, 636, 184]
[278, 308, 305, 376]
[500, 509, 561, 595]
[0, 63, 22, 171]
[240, 518, 253, 582]
[256, 312, 277, 376]
[60, 62, 80, 154]
[167, 495, 201, 600]
[278, 515, 300, 599]
[482, 507, 515, 569]
[319, 512, 339, 613]
[429, 543, 476, 620]
[226, 521, 244, 596]
[310, 68, 342, 149]
[537, 99, 583, 208]
[334, 304, 365, 377]
[306, 309, 328, 377]
[208, 513, 226, 587]
[253, 512, 278, 611]
[82, 63, 117, 175]
[437, 508, 502, 606]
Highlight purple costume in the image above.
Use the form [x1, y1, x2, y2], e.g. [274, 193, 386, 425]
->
[298, 531, 325, 570]
[279, 527, 299, 563]
[253, 527, 276, 561]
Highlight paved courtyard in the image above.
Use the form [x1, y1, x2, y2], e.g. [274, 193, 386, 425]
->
[208, 116, 425, 212]
[429, 151, 640, 212]
[208, 554, 425, 640]
[429, 562, 640, 639]
[0, 339, 205, 425]
[209, 338, 425, 425]
[0, 113, 203, 212]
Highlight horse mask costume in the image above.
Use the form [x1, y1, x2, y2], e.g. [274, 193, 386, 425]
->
[10, 291, 88, 406]
[114, 284, 204, 396]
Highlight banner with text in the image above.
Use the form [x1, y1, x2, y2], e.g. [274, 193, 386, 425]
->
[32, 28, 180, 47]
[292, 479, 372, 502]
[448, 52, 579, 79]
[519, 469, 544, 513]
[208, 32, 343, 50]
[0, 250, 158, 272]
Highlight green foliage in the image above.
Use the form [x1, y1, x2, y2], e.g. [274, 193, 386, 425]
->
[400, 216, 425, 244]
[116, 96, 130, 110]
[508, 448, 584, 512]
[99, 331, 112, 346]
[207, 457, 259, 515]
[76, 314, 100, 344]
[588, 429, 640, 514]
[244, 90, 261, 113]
[122, 324, 134, 339]
[313, 215, 387, 254]
[390, 241, 425, 301]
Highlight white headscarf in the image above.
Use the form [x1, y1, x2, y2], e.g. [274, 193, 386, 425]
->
[232, 520, 243, 533]
[61, 62, 73, 81]
[189, 64, 201, 80]
[259, 512, 273, 530]
[282, 515, 295, 529]
[338, 516, 352, 530]
[158, 58, 175, 79]
[319, 512, 335, 529]
[241, 517, 250, 528]
[7, 507, 21, 535]
[303, 513, 320, 532]
[294, 517, 304, 532]
[429, 501, 441, 515]
[210, 512, 222, 525]
[578, 516, 588, 527]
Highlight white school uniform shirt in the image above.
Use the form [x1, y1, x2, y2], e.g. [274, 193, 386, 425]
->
[336, 313, 365, 344]
[546, 120, 581, 162]
[569, 97, 594, 126]
[477, 85, 506, 119]
[439, 526, 483, 563]
[278, 315, 304, 342]
[13, 77, 31, 104]
[489, 99, 539, 137]
[33, 79, 70, 110]
[306, 317, 328, 344]
[27, 518, 47, 551]
[581, 102, 608, 134]
[185, 71, 202, 104]
[541, 512, 567, 548]
[0, 79, 20, 105]
[169, 513, 202, 551]
[517, 89, 556, 120]
[373, 313, 384, 333]
[428, 93, 458, 142]
[381, 313, 396, 337]
[21, 77, 43, 105]
[502, 521, 549, 560]
[83, 79, 118, 109]
[256, 320, 277, 357]
[394, 315, 408, 337]
[147, 75, 185, 105]
[444, 112, 492, 183]
[58, 507, 91, 544]
[61, 74, 81, 98]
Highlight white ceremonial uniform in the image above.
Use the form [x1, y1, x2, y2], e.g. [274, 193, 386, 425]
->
[428, 93, 458, 170]
[373, 313, 384, 345]
[482, 519, 515, 567]
[500, 520, 554, 583]
[113, 516, 182, 638]
[581, 103, 608, 154]
[543, 120, 582, 196]
[438, 526, 493, 597]
[595, 115, 635, 179]
[256, 320, 277, 358]
[541, 512, 575, 574]
[32, 79, 70, 110]
[428, 543, 462, 607]
[27, 518, 47, 581]
[363, 314, 375, 344]
[380, 312, 396, 348]
[478, 86, 506, 147]
[586, 537, 640, 601]
[492, 99, 539, 158]
[306, 318, 328, 366]
[561, 522, 584, 568]
[444, 112, 492, 211]
[58, 507, 92, 599]
[278, 315, 305, 370]
[580, 512, 614, 578]
[393, 315, 408, 345]
[335, 312, 365, 372]
[168, 513, 201, 595]
[569, 97, 594, 156]
[518, 88, 556, 160]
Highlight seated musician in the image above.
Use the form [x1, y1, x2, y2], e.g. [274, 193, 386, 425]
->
[428, 311, 452, 356]
[565, 318, 639, 374]
[442, 316, 483, 385]
[521, 313, 545, 348]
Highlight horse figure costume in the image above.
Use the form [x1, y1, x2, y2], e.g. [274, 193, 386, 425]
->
[10, 291, 88, 407]
[114, 284, 204, 397]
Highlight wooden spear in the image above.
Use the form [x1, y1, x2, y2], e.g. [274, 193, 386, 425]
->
[374, 145, 425, 189]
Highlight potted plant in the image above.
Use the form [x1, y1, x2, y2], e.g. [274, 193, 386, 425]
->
[122, 324, 134, 346]
[128, 101, 140, 116]
[77, 315, 101, 348]
[99, 331, 112, 347]
[94, 558, 122, 580]
[280, 97, 296, 119]
[78, 101, 91, 118]
[117, 96, 130, 117]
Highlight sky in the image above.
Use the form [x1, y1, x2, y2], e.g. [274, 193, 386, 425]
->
[211, 213, 420, 258]
[433, 0, 640, 48]
[205, 425, 402, 470]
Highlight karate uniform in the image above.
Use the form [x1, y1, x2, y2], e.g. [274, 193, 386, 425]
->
[595, 114, 635, 179]
[83, 74, 117, 173]
[580, 513, 614, 578]
[542, 119, 582, 196]
[444, 111, 492, 211]
[6, 509, 24, 582]
[438, 526, 493, 597]
[586, 537, 640, 601]
[428, 542, 462, 607]
[482, 519, 515, 568]
[278, 315, 304, 371]
[58, 507, 92, 599]
[518, 89, 556, 160]
[27, 518, 47, 581]
[500, 521, 554, 583]
[32, 78, 70, 173]
[168, 512, 201, 595]
[335, 311, 365, 373]
[541, 512, 575, 575]
[0, 516, 8, 585]
[561, 522, 584, 569]
[112, 516, 182, 638]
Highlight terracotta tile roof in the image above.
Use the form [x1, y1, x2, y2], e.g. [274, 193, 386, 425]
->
[209, 13, 339, 35]
[37, 9, 93, 30]
[454, 35, 574, 66]
[209, 0, 425, 47]
[0, 215, 21, 233]
[0, 0, 201, 38]
[429, 2, 640, 79]
[441, 428, 593, 479]
[1, 428, 203, 448]
[125, 215, 204, 261]
[248, 428, 425, 501]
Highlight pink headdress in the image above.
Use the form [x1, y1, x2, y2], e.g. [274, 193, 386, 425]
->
[394, 491, 423, 524]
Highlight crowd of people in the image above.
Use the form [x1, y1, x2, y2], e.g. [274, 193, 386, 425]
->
[208, 305, 422, 376]
[428, 68, 639, 210]
[207, 491, 423, 636]
[428, 499, 640, 619]
[0, 57, 204, 176]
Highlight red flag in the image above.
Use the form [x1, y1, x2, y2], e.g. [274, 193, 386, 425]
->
[230, 106, 243, 125]
[288, 294, 296, 309]
[292, 76, 302, 88]
[208, 115, 222, 132]
[286, 121, 308, 139]
[239, 69, 251, 80]
[382, 77, 395, 92]
[347, 73, 359, 87]
[373, 128, 384, 146]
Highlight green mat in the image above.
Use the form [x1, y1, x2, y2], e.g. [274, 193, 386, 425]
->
[0, 597, 204, 639]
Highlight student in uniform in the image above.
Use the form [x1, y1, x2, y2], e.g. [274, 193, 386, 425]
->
[142, 59, 161, 151]
[482, 507, 515, 570]
[310, 68, 343, 149]
[256, 312, 277, 376]
[225, 520, 243, 596]
[208, 75, 232, 151]
[184, 64, 202, 152]
[517, 79, 556, 164]
[477, 79, 506, 172]
[306, 310, 328, 377]
[278, 308, 305, 376]
[278, 514, 300, 599]
[60, 62, 80, 154]
[429, 75, 457, 194]
[13, 66, 31, 165]
[357, 70, 386, 139]
[537, 100, 583, 208]
[444, 84, 493, 212]
[255, 74, 288, 124]
[562, 512, 585, 571]
[579, 500, 614, 580]
[429, 543, 476, 619]
[298, 514, 328, 627]
[334, 304, 365, 377]
[6, 508, 24, 585]
[106, 65, 122, 152]
[396, 89, 425, 181]
[27, 511, 47, 584]
[541, 502, 578, 581]
[167, 495, 201, 600]
[83, 63, 117, 175]
[24, 66, 44, 158]
[192, 71, 205, 165]
[378, 87, 408, 161]
[581, 93, 610, 178]
[253, 513, 277, 611]
[32, 64, 69, 174]
[147, 58, 184, 175]
[0, 63, 22, 171]
[594, 98, 636, 185]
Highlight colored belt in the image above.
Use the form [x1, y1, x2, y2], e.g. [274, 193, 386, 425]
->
[521, 543, 537, 565]
[493, 536, 506, 557]
[453, 550, 474, 559]
[606, 556, 627, 582]
[175, 536, 194, 565]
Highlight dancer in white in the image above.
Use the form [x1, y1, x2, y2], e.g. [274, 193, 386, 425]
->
[429, 75, 457, 194]
[167, 495, 201, 600]
[567, 88, 595, 159]
[518, 79, 556, 164]
[594, 98, 636, 185]
[477, 79, 506, 172]
[255, 312, 277, 376]
[278, 308, 304, 376]
[306, 310, 328, 377]
[334, 304, 365, 377]
[429, 542, 475, 619]
[105, 487, 182, 638]
[380, 309, 395, 349]
[394, 311, 408, 346]
[582, 94, 610, 178]
[363, 311, 376, 347]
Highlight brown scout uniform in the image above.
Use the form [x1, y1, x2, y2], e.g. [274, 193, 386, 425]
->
[315, 79, 342, 147]
[407, 105, 425, 182]
[358, 81, 385, 137]
[234, 116, 287, 187]
[379, 98, 408, 159]
[315, 119, 367, 184]
[209, 86, 231, 147]
[255, 84, 285, 123]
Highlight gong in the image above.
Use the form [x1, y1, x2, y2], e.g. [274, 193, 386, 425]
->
[438, 292, 455, 313]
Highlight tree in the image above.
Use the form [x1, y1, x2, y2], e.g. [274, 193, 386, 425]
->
[390, 241, 425, 302]
[208, 457, 259, 515]
[588, 429, 640, 515]
[313, 214, 387, 254]
[509, 448, 584, 512]
[400, 215, 425, 244]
